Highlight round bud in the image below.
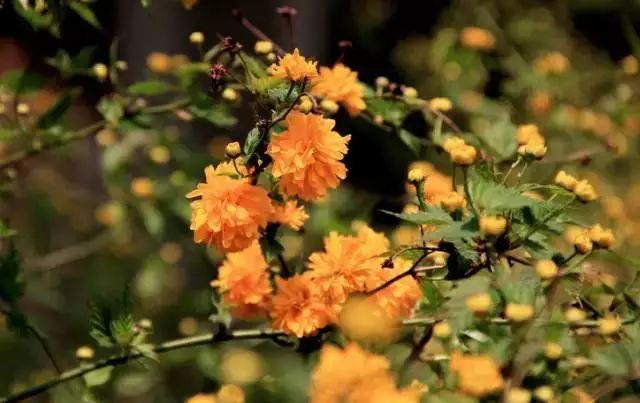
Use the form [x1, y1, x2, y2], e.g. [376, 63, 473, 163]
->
[138, 318, 153, 332]
[589, 224, 615, 249]
[403, 86, 418, 99]
[76, 345, 95, 361]
[222, 88, 238, 102]
[564, 307, 587, 323]
[505, 303, 535, 322]
[533, 386, 554, 402]
[465, 293, 492, 315]
[544, 342, 563, 360]
[266, 52, 277, 63]
[433, 321, 451, 339]
[574, 179, 598, 202]
[93, 63, 109, 82]
[225, 141, 242, 159]
[535, 259, 558, 280]
[479, 215, 507, 236]
[440, 191, 466, 213]
[320, 99, 339, 114]
[296, 96, 314, 113]
[554, 170, 577, 191]
[505, 388, 532, 403]
[599, 315, 621, 335]
[189, 31, 205, 45]
[429, 97, 453, 112]
[449, 144, 478, 166]
[573, 232, 593, 254]
[407, 168, 426, 184]
[16, 103, 30, 115]
[115, 60, 128, 71]
[375, 76, 390, 88]
[254, 40, 273, 54]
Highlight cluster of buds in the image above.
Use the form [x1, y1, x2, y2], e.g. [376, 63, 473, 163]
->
[570, 223, 615, 254]
[516, 124, 547, 160]
[442, 136, 477, 166]
[554, 170, 598, 202]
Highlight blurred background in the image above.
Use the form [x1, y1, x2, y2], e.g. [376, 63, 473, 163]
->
[1, 0, 640, 401]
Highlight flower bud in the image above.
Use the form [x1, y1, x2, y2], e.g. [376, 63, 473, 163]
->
[428, 97, 453, 112]
[149, 145, 170, 164]
[449, 144, 477, 166]
[116, 60, 128, 70]
[479, 215, 507, 236]
[465, 293, 492, 315]
[131, 177, 154, 198]
[225, 141, 242, 158]
[518, 140, 547, 159]
[433, 321, 451, 339]
[533, 386, 554, 402]
[516, 124, 544, 145]
[254, 40, 273, 54]
[296, 96, 314, 113]
[403, 86, 418, 99]
[588, 224, 615, 249]
[189, 31, 205, 45]
[574, 179, 598, 202]
[442, 136, 466, 153]
[565, 307, 587, 323]
[93, 63, 109, 81]
[222, 88, 238, 102]
[440, 191, 466, 213]
[506, 388, 531, 403]
[320, 99, 339, 114]
[505, 303, 535, 322]
[375, 76, 389, 88]
[599, 315, 621, 335]
[265, 52, 277, 63]
[573, 231, 593, 254]
[76, 345, 95, 360]
[554, 170, 577, 191]
[407, 168, 426, 184]
[544, 342, 563, 360]
[137, 318, 153, 332]
[217, 384, 245, 403]
[16, 103, 30, 115]
[535, 259, 558, 280]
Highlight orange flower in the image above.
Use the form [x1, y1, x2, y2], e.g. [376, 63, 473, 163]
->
[211, 241, 272, 318]
[272, 200, 309, 230]
[367, 258, 423, 320]
[307, 225, 389, 304]
[460, 27, 496, 51]
[310, 343, 422, 403]
[311, 63, 366, 116]
[267, 111, 351, 201]
[187, 164, 273, 252]
[450, 351, 504, 397]
[268, 48, 318, 81]
[270, 274, 335, 337]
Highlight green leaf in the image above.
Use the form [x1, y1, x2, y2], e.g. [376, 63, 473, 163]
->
[497, 265, 540, 304]
[0, 242, 25, 304]
[0, 70, 46, 95]
[244, 127, 261, 156]
[134, 343, 159, 362]
[475, 114, 517, 162]
[89, 304, 115, 347]
[12, 0, 55, 32]
[467, 165, 539, 213]
[188, 100, 237, 128]
[240, 52, 268, 80]
[381, 206, 453, 226]
[364, 97, 412, 127]
[591, 344, 635, 377]
[422, 219, 479, 242]
[127, 81, 175, 96]
[398, 129, 422, 155]
[111, 314, 136, 346]
[97, 97, 124, 125]
[37, 92, 74, 129]
[139, 202, 164, 238]
[69, 2, 101, 29]
[84, 367, 113, 387]
[0, 221, 17, 239]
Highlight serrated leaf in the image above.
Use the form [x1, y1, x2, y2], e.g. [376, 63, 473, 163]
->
[467, 165, 539, 213]
[497, 265, 540, 304]
[69, 2, 101, 29]
[475, 114, 517, 162]
[0, 70, 46, 95]
[381, 206, 453, 226]
[97, 97, 124, 125]
[84, 367, 113, 387]
[127, 80, 174, 96]
[240, 52, 268, 80]
[111, 313, 136, 346]
[423, 219, 479, 242]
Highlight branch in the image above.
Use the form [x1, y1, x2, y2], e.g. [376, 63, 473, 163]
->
[24, 232, 111, 274]
[1, 328, 285, 403]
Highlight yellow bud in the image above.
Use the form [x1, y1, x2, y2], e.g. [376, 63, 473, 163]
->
[254, 40, 273, 54]
[403, 204, 420, 214]
[96, 128, 118, 147]
[426, 251, 448, 266]
[222, 88, 238, 102]
[137, 318, 153, 332]
[93, 63, 109, 81]
[225, 141, 242, 158]
[95, 201, 124, 227]
[375, 76, 389, 88]
[518, 140, 547, 159]
[535, 259, 558, 280]
[75, 345, 95, 360]
[554, 170, 578, 191]
[505, 303, 535, 322]
[189, 31, 204, 44]
[449, 144, 477, 166]
[428, 97, 453, 112]
[506, 388, 532, 403]
[479, 215, 507, 236]
[217, 384, 245, 403]
[465, 293, 492, 315]
[265, 52, 277, 63]
[407, 168, 426, 184]
[16, 103, 30, 115]
[574, 179, 598, 202]
[442, 136, 466, 153]
[433, 321, 451, 339]
[544, 342, 563, 360]
[440, 191, 466, 213]
[516, 124, 544, 145]
[599, 315, 621, 335]
[565, 307, 587, 323]
[533, 386, 554, 402]
[186, 393, 217, 403]
[320, 99, 339, 114]
[588, 224, 615, 249]
[403, 86, 418, 98]
[149, 145, 170, 164]
[115, 60, 128, 70]
[573, 231, 593, 254]
[131, 177, 154, 198]
[147, 52, 173, 73]
[296, 96, 314, 113]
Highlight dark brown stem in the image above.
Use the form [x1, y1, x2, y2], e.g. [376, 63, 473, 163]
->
[232, 9, 285, 55]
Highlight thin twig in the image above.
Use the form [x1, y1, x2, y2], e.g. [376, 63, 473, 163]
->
[25, 232, 111, 274]
[1, 328, 285, 403]
[366, 255, 437, 295]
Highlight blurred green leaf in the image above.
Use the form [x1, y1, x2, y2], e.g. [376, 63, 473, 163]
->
[365, 97, 412, 127]
[475, 114, 517, 162]
[398, 129, 422, 155]
[381, 206, 453, 226]
[128, 81, 175, 96]
[37, 92, 74, 129]
[84, 367, 113, 387]
[0, 242, 25, 304]
[69, 2, 101, 29]
[97, 97, 124, 125]
[0, 70, 46, 95]
[244, 127, 262, 156]
[139, 202, 164, 238]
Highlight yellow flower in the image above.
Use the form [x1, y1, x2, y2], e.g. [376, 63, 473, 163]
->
[544, 342, 563, 360]
[505, 303, 535, 322]
[217, 385, 244, 403]
[534, 52, 570, 75]
[450, 351, 504, 397]
[75, 346, 95, 360]
[433, 321, 452, 339]
[268, 48, 318, 81]
[440, 191, 466, 212]
[311, 63, 366, 116]
[270, 274, 335, 337]
[574, 179, 598, 202]
[565, 307, 587, 323]
[442, 136, 466, 153]
[598, 315, 621, 335]
[554, 170, 578, 191]
[573, 230, 593, 254]
[222, 88, 238, 102]
[407, 168, 426, 183]
[450, 144, 478, 166]
[518, 140, 547, 159]
[588, 224, 615, 249]
[267, 111, 351, 201]
[429, 97, 453, 112]
[149, 145, 171, 164]
[479, 215, 507, 236]
[460, 27, 496, 51]
[535, 260, 558, 280]
[465, 293, 492, 315]
[271, 200, 309, 231]
[211, 241, 272, 318]
[187, 163, 273, 252]
[147, 52, 173, 73]
[516, 124, 544, 146]
[308, 225, 389, 304]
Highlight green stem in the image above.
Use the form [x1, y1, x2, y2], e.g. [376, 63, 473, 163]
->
[462, 168, 478, 217]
